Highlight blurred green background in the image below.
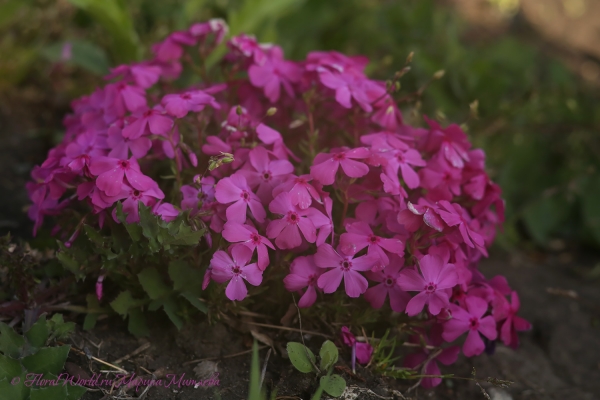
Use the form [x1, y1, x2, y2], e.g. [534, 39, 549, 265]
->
[1, 0, 599, 253]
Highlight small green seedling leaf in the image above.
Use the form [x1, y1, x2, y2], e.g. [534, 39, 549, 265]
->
[25, 314, 49, 348]
[286, 342, 316, 373]
[138, 268, 171, 300]
[319, 340, 338, 371]
[0, 353, 22, 380]
[319, 374, 346, 397]
[0, 322, 26, 359]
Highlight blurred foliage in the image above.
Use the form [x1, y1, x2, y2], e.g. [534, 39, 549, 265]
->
[2, 0, 600, 250]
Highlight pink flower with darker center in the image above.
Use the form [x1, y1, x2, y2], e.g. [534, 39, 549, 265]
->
[397, 254, 458, 316]
[340, 221, 404, 268]
[283, 256, 323, 308]
[364, 255, 411, 313]
[437, 200, 487, 256]
[273, 174, 321, 210]
[310, 148, 370, 185]
[214, 174, 266, 223]
[248, 46, 301, 102]
[497, 291, 531, 349]
[238, 146, 294, 204]
[122, 108, 174, 140]
[315, 244, 377, 298]
[89, 157, 156, 197]
[222, 221, 274, 270]
[266, 193, 328, 249]
[443, 296, 497, 357]
[210, 245, 262, 301]
[161, 89, 220, 118]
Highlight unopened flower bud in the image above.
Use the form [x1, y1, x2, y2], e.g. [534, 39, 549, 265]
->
[433, 70, 445, 80]
[236, 105, 243, 115]
[266, 107, 277, 116]
[406, 51, 414, 64]
[394, 81, 401, 92]
[219, 152, 234, 164]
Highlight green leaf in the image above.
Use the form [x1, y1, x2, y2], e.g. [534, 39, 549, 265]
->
[582, 174, 600, 245]
[56, 251, 80, 275]
[116, 202, 141, 241]
[47, 315, 75, 341]
[25, 315, 48, 348]
[66, 382, 87, 400]
[0, 322, 25, 359]
[0, 374, 29, 400]
[83, 295, 101, 331]
[30, 384, 69, 400]
[138, 203, 160, 243]
[127, 308, 149, 337]
[319, 374, 346, 397]
[0, 353, 22, 380]
[180, 292, 208, 313]
[164, 225, 205, 246]
[319, 340, 338, 371]
[0, 0, 31, 29]
[168, 260, 204, 292]
[138, 268, 171, 300]
[66, 0, 141, 63]
[248, 341, 265, 400]
[21, 345, 70, 376]
[40, 40, 110, 75]
[161, 298, 183, 330]
[110, 291, 144, 316]
[82, 225, 104, 245]
[286, 342, 316, 373]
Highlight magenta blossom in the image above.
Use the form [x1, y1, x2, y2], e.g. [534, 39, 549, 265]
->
[364, 255, 411, 313]
[214, 174, 266, 223]
[122, 108, 174, 139]
[210, 245, 262, 301]
[437, 200, 487, 256]
[283, 256, 323, 308]
[272, 174, 321, 210]
[397, 254, 458, 316]
[161, 90, 220, 118]
[266, 193, 328, 249]
[107, 123, 152, 159]
[222, 221, 274, 270]
[248, 46, 301, 102]
[239, 146, 294, 203]
[498, 291, 531, 349]
[310, 148, 370, 185]
[443, 296, 497, 357]
[89, 157, 156, 197]
[340, 326, 373, 371]
[315, 244, 377, 298]
[340, 221, 404, 267]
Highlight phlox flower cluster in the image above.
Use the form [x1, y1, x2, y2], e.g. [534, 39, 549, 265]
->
[28, 20, 530, 386]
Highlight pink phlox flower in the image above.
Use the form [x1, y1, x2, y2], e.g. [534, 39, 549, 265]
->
[283, 256, 322, 308]
[443, 296, 497, 357]
[107, 121, 152, 159]
[214, 173, 266, 223]
[153, 202, 179, 222]
[340, 326, 373, 366]
[419, 156, 462, 201]
[189, 18, 228, 44]
[101, 183, 164, 223]
[423, 115, 471, 169]
[62, 131, 108, 175]
[27, 186, 67, 236]
[379, 172, 408, 197]
[152, 31, 196, 62]
[364, 255, 411, 312]
[248, 46, 301, 102]
[498, 291, 531, 349]
[105, 63, 161, 89]
[202, 265, 213, 290]
[272, 174, 321, 210]
[103, 82, 147, 123]
[340, 221, 404, 268]
[306, 51, 369, 74]
[228, 33, 271, 65]
[256, 123, 299, 161]
[378, 140, 426, 190]
[222, 221, 274, 270]
[371, 96, 403, 130]
[210, 245, 262, 301]
[397, 254, 458, 316]
[316, 65, 386, 112]
[89, 157, 156, 197]
[403, 326, 460, 388]
[238, 146, 294, 204]
[161, 89, 220, 118]
[202, 135, 232, 156]
[180, 176, 215, 213]
[315, 244, 377, 298]
[122, 107, 174, 140]
[437, 200, 487, 256]
[310, 147, 370, 185]
[266, 192, 327, 249]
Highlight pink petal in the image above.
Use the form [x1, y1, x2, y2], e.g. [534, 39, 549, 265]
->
[317, 268, 344, 293]
[248, 199, 266, 222]
[277, 225, 302, 249]
[225, 277, 248, 301]
[428, 291, 450, 316]
[463, 329, 484, 357]
[96, 168, 125, 196]
[226, 200, 248, 223]
[298, 286, 317, 308]
[242, 263, 263, 286]
[364, 284, 388, 309]
[478, 315, 498, 340]
[310, 158, 339, 185]
[405, 292, 428, 316]
[400, 163, 420, 189]
[442, 319, 469, 342]
[344, 270, 368, 297]
[315, 244, 342, 268]
[215, 177, 242, 204]
[298, 218, 317, 243]
[397, 269, 425, 292]
[340, 158, 369, 178]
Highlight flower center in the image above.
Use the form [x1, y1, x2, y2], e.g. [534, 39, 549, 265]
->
[262, 171, 272, 181]
[368, 235, 379, 244]
[384, 277, 394, 287]
[469, 317, 479, 330]
[340, 259, 352, 271]
[119, 160, 130, 169]
[182, 93, 191, 100]
[250, 233, 261, 245]
[295, 177, 307, 185]
[286, 211, 300, 224]
[425, 282, 437, 293]
[232, 265, 241, 275]
[143, 110, 153, 117]
[241, 191, 250, 202]
[132, 190, 141, 198]
[333, 152, 346, 161]
[307, 274, 317, 286]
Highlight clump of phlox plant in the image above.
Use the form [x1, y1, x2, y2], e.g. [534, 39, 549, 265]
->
[27, 19, 531, 387]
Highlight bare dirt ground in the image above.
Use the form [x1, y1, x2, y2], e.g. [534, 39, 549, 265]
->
[68, 252, 600, 400]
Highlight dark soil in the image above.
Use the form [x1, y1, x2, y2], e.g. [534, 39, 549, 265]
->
[64, 253, 600, 400]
